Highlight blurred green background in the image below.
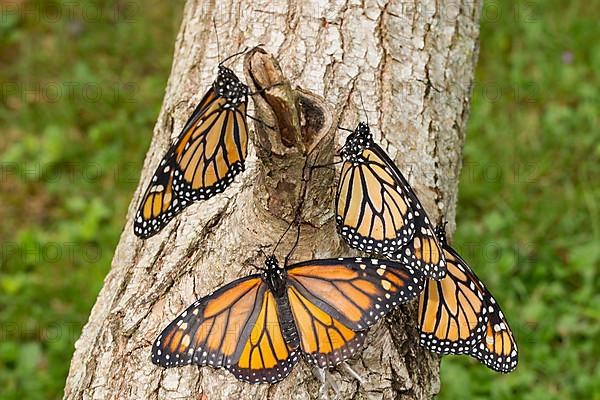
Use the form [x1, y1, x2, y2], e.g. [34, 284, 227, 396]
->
[0, 0, 598, 399]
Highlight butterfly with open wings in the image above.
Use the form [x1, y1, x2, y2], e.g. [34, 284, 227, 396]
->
[152, 255, 425, 383]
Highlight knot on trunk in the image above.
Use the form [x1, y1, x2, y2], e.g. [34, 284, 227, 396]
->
[243, 48, 336, 227]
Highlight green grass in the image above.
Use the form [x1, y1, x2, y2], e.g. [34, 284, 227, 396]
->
[439, 1, 600, 399]
[0, 0, 598, 399]
[0, 1, 181, 398]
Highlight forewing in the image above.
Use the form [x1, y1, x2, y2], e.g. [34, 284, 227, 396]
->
[287, 257, 424, 330]
[361, 143, 447, 278]
[172, 88, 248, 201]
[336, 152, 415, 253]
[152, 275, 265, 370]
[287, 283, 367, 368]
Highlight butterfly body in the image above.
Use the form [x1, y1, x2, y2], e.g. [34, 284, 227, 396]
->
[152, 256, 425, 383]
[261, 256, 301, 349]
[335, 122, 446, 279]
[212, 65, 248, 108]
[338, 121, 373, 164]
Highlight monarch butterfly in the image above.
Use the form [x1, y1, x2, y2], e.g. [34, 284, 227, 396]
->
[418, 225, 518, 373]
[134, 54, 249, 238]
[335, 121, 446, 279]
[152, 255, 425, 384]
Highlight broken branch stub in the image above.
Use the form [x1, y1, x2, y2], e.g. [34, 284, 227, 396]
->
[244, 48, 336, 227]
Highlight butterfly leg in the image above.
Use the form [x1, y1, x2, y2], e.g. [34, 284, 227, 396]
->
[246, 112, 275, 130]
[309, 160, 343, 170]
[311, 367, 341, 399]
[340, 361, 364, 385]
[248, 82, 283, 96]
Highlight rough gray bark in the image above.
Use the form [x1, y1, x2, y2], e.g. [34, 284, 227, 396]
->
[64, 0, 480, 399]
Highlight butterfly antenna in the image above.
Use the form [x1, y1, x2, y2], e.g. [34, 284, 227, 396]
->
[273, 217, 295, 256]
[248, 82, 283, 96]
[212, 18, 221, 64]
[246, 113, 275, 131]
[338, 125, 354, 133]
[358, 92, 368, 126]
[284, 214, 302, 267]
[220, 46, 250, 66]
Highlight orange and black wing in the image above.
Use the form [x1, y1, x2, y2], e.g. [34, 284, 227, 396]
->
[469, 293, 518, 373]
[226, 289, 300, 383]
[152, 275, 298, 383]
[336, 147, 415, 254]
[367, 144, 446, 279]
[171, 88, 248, 201]
[418, 247, 489, 354]
[392, 222, 447, 280]
[286, 257, 424, 367]
[134, 150, 190, 238]
[418, 225, 518, 372]
[336, 143, 446, 279]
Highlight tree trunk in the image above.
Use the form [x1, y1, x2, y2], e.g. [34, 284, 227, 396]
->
[64, 1, 480, 399]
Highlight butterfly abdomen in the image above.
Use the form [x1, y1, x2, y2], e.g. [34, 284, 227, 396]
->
[274, 292, 301, 349]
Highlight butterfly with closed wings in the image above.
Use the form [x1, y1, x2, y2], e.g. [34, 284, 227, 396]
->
[152, 255, 425, 383]
[418, 224, 518, 373]
[134, 51, 250, 239]
[335, 121, 446, 280]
